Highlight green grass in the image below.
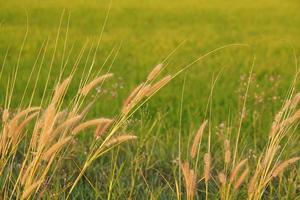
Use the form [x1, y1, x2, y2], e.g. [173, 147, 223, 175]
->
[0, 0, 300, 199]
[1, 0, 299, 125]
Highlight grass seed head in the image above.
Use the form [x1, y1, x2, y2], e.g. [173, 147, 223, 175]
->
[53, 115, 82, 136]
[224, 139, 231, 164]
[233, 167, 249, 191]
[42, 137, 72, 161]
[146, 75, 172, 97]
[72, 118, 112, 135]
[271, 157, 300, 178]
[181, 162, 197, 200]
[104, 134, 137, 148]
[218, 172, 227, 186]
[122, 83, 145, 113]
[80, 73, 113, 96]
[13, 111, 39, 144]
[21, 180, 44, 200]
[283, 109, 300, 126]
[204, 153, 211, 183]
[248, 169, 259, 195]
[190, 120, 208, 159]
[290, 92, 300, 108]
[147, 63, 163, 81]
[230, 158, 247, 182]
[94, 119, 113, 138]
[2, 109, 9, 123]
[52, 76, 72, 105]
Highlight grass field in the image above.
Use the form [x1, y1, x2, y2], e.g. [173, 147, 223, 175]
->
[0, 0, 300, 199]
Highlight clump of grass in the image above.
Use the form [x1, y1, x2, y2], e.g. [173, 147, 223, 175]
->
[180, 162, 197, 200]
[0, 74, 118, 198]
[247, 91, 300, 200]
[177, 73, 300, 200]
[0, 48, 172, 199]
[178, 120, 208, 200]
[67, 63, 173, 196]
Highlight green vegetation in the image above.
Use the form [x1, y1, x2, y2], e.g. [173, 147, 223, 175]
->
[0, 0, 300, 199]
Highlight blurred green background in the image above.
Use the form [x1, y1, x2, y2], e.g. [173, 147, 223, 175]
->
[0, 0, 299, 148]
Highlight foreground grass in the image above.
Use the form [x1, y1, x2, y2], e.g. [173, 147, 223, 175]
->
[0, 59, 299, 199]
[0, 0, 300, 199]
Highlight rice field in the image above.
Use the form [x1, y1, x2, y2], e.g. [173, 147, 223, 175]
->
[0, 0, 300, 199]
